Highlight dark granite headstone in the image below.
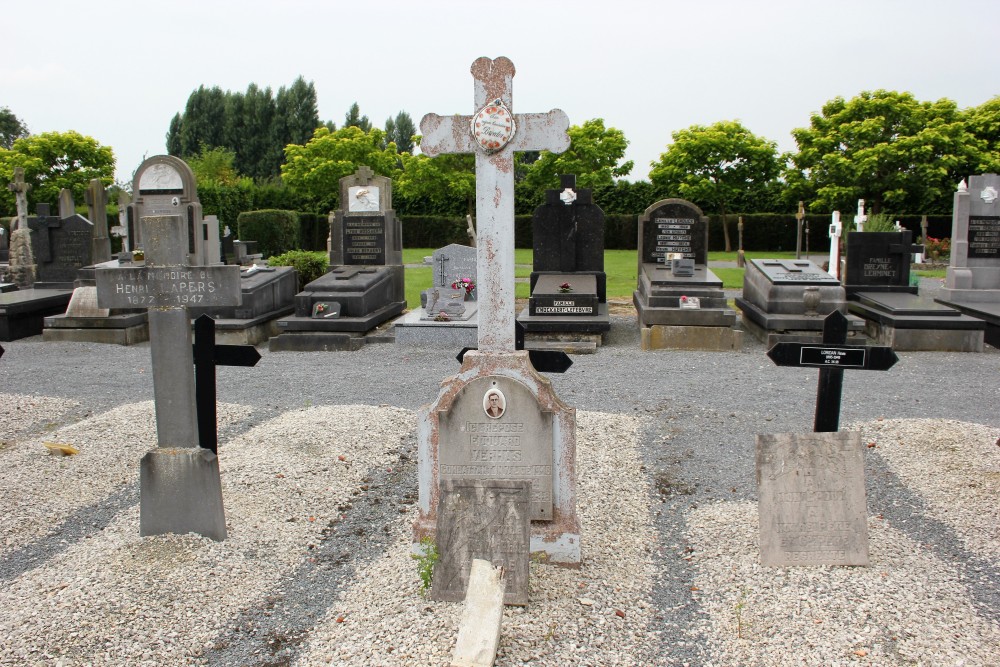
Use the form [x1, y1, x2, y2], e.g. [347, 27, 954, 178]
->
[27, 204, 94, 286]
[0, 226, 8, 262]
[640, 199, 708, 266]
[529, 274, 598, 316]
[532, 174, 605, 275]
[430, 479, 530, 606]
[845, 231, 916, 292]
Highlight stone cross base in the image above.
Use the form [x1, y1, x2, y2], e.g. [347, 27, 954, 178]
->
[8, 229, 36, 288]
[414, 350, 580, 564]
[139, 448, 227, 541]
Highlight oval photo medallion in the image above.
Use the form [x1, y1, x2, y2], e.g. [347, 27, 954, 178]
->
[470, 98, 516, 153]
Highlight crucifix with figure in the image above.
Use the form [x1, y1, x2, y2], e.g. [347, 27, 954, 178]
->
[420, 56, 570, 353]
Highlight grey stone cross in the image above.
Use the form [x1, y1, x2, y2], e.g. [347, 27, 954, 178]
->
[7, 167, 31, 232]
[96, 215, 241, 540]
[420, 56, 570, 353]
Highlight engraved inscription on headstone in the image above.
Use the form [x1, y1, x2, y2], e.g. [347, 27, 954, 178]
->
[430, 480, 529, 605]
[438, 376, 553, 520]
[640, 200, 708, 266]
[756, 431, 869, 566]
[96, 265, 242, 308]
[967, 216, 1000, 258]
[342, 216, 386, 264]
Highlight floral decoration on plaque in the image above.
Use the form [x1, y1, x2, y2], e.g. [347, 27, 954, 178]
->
[470, 98, 516, 153]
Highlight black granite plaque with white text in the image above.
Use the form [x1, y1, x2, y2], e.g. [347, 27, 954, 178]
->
[342, 215, 386, 265]
[968, 216, 1000, 259]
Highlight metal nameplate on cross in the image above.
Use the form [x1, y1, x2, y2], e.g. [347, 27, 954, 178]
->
[420, 56, 570, 353]
[767, 310, 898, 431]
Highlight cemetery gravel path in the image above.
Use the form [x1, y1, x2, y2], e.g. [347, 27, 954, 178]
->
[0, 315, 998, 666]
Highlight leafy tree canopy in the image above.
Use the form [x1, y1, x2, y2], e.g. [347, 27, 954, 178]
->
[0, 130, 114, 215]
[784, 90, 987, 214]
[384, 111, 416, 155]
[523, 119, 632, 192]
[187, 146, 248, 186]
[395, 151, 476, 215]
[0, 107, 29, 150]
[650, 120, 781, 211]
[281, 126, 399, 209]
[344, 102, 372, 132]
[650, 120, 781, 250]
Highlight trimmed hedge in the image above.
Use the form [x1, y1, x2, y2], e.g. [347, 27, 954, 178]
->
[237, 209, 299, 259]
[267, 249, 329, 289]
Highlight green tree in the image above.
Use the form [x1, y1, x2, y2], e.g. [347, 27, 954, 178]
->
[965, 96, 1000, 170]
[523, 118, 633, 192]
[179, 85, 228, 156]
[650, 120, 780, 251]
[0, 107, 29, 150]
[165, 113, 183, 156]
[344, 102, 372, 132]
[386, 111, 416, 155]
[235, 83, 276, 180]
[273, 77, 321, 174]
[396, 151, 476, 215]
[187, 146, 247, 186]
[281, 126, 399, 209]
[784, 90, 985, 214]
[0, 131, 115, 214]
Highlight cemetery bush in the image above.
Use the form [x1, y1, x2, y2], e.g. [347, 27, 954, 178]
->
[237, 209, 299, 258]
[267, 250, 328, 289]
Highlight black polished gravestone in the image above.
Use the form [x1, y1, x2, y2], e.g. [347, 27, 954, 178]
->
[767, 310, 898, 432]
[845, 230, 985, 351]
[518, 175, 610, 344]
[633, 198, 739, 350]
[270, 166, 405, 352]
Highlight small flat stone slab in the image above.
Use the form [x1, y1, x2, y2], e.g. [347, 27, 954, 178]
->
[756, 432, 868, 567]
[451, 559, 506, 667]
[431, 480, 530, 606]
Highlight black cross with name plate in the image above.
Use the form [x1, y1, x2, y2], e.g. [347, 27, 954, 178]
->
[766, 310, 898, 432]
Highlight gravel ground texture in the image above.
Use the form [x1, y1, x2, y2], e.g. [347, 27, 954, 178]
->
[0, 304, 998, 666]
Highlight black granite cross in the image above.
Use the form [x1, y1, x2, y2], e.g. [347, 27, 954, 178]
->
[767, 310, 898, 431]
[192, 314, 261, 453]
[29, 204, 60, 262]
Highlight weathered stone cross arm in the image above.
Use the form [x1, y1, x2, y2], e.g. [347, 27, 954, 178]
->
[420, 110, 571, 157]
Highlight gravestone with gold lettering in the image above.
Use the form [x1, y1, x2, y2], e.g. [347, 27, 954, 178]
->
[96, 214, 241, 540]
[270, 166, 405, 351]
[413, 57, 581, 570]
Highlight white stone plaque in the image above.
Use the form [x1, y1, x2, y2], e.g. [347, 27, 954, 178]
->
[138, 164, 183, 191]
[348, 185, 381, 212]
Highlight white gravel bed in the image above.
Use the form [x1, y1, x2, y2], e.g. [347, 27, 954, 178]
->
[296, 410, 655, 666]
[2, 401, 998, 666]
[0, 392, 80, 441]
[858, 418, 1000, 560]
[684, 419, 1000, 667]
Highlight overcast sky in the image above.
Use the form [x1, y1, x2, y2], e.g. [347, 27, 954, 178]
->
[5, 1, 998, 185]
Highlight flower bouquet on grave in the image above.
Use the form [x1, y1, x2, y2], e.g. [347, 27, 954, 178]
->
[451, 277, 476, 299]
[434, 311, 451, 322]
[558, 282, 573, 293]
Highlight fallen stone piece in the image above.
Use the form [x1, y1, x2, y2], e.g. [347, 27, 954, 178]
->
[451, 559, 505, 667]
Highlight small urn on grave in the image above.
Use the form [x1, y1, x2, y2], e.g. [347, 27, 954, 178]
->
[802, 286, 821, 316]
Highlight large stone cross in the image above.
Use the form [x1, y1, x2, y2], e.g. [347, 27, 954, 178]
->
[7, 167, 31, 232]
[95, 215, 241, 540]
[420, 56, 570, 353]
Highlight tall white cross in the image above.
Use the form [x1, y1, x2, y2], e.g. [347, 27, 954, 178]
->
[420, 57, 570, 353]
[854, 199, 867, 232]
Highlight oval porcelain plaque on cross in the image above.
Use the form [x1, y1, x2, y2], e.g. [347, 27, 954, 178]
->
[470, 98, 516, 152]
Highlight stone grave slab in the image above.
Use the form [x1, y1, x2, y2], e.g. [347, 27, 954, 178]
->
[756, 431, 869, 566]
[937, 174, 1000, 347]
[271, 166, 404, 351]
[736, 258, 863, 346]
[634, 198, 738, 347]
[451, 559, 506, 667]
[432, 244, 477, 299]
[27, 205, 94, 288]
[0, 289, 74, 341]
[431, 480, 529, 605]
